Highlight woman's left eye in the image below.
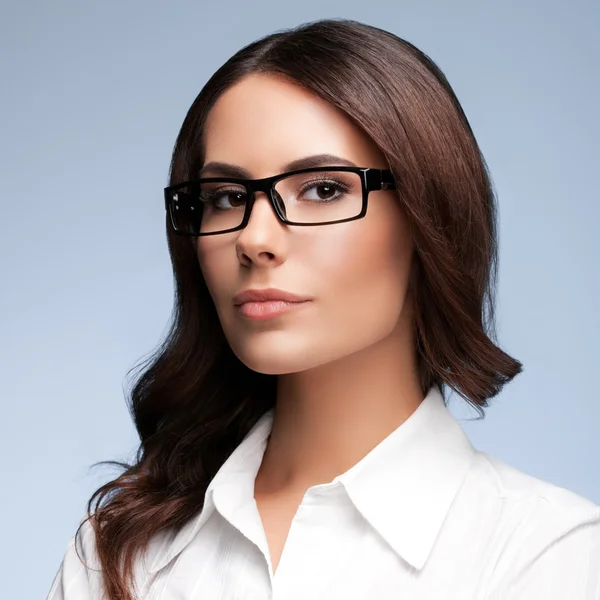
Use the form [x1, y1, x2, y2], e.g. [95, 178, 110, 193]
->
[302, 182, 345, 201]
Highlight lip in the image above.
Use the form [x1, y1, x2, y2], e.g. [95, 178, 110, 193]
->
[233, 288, 313, 321]
[237, 300, 311, 320]
[233, 288, 313, 306]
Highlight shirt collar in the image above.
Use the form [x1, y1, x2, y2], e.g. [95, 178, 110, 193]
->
[148, 385, 475, 573]
[147, 405, 274, 573]
[334, 384, 476, 569]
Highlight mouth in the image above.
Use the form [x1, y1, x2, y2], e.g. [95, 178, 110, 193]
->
[233, 287, 312, 305]
[235, 299, 312, 321]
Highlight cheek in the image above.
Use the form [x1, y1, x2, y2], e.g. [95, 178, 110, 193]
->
[195, 240, 233, 311]
[316, 211, 410, 301]
[304, 205, 413, 344]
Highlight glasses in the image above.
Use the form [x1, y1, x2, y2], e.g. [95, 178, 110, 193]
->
[164, 166, 396, 236]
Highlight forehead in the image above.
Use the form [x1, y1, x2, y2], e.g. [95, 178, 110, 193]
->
[202, 73, 386, 176]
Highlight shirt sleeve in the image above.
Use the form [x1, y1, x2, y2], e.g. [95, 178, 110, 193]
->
[489, 505, 600, 599]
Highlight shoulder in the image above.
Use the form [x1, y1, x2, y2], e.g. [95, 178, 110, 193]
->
[72, 517, 102, 568]
[466, 451, 600, 595]
[47, 516, 163, 600]
[46, 518, 104, 600]
[470, 449, 598, 513]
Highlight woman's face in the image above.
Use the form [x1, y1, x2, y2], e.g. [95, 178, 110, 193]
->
[197, 73, 415, 375]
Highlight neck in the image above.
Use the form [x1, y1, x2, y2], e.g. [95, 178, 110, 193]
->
[254, 313, 423, 496]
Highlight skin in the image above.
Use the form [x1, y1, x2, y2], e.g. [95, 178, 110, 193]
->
[197, 73, 423, 501]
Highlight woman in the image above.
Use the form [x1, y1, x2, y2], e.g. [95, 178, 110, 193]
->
[46, 18, 600, 600]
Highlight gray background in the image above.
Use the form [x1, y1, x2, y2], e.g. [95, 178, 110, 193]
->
[1, 1, 598, 597]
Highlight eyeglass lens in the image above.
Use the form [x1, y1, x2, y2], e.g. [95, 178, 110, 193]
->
[170, 170, 363, 234]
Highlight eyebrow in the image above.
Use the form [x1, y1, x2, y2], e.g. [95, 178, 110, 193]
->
[198, 154, 359, 179]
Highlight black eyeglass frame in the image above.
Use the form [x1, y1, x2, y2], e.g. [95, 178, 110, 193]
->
[164, 166, 396, 236]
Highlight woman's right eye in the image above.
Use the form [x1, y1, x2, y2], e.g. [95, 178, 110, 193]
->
[202, 189, 247, 210]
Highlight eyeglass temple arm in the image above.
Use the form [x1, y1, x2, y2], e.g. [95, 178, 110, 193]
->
[367, 169, 396, 191]
[381, 171, 396, 189]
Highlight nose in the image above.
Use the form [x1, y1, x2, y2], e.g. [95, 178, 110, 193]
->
[234, 189, 288, 266]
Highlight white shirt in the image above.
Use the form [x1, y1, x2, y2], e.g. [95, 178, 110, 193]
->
[46, 385, 600, 599]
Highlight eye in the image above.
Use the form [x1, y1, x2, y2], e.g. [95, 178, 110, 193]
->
[201, 187, 248, 210]
[299, 180, 350, 203]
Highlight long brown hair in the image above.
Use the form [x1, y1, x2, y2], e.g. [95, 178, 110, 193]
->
[76, 18, 522, 599]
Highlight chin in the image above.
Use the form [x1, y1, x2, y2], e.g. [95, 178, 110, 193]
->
[227, 337, 326, 375]
[234, 352, 314, 375]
